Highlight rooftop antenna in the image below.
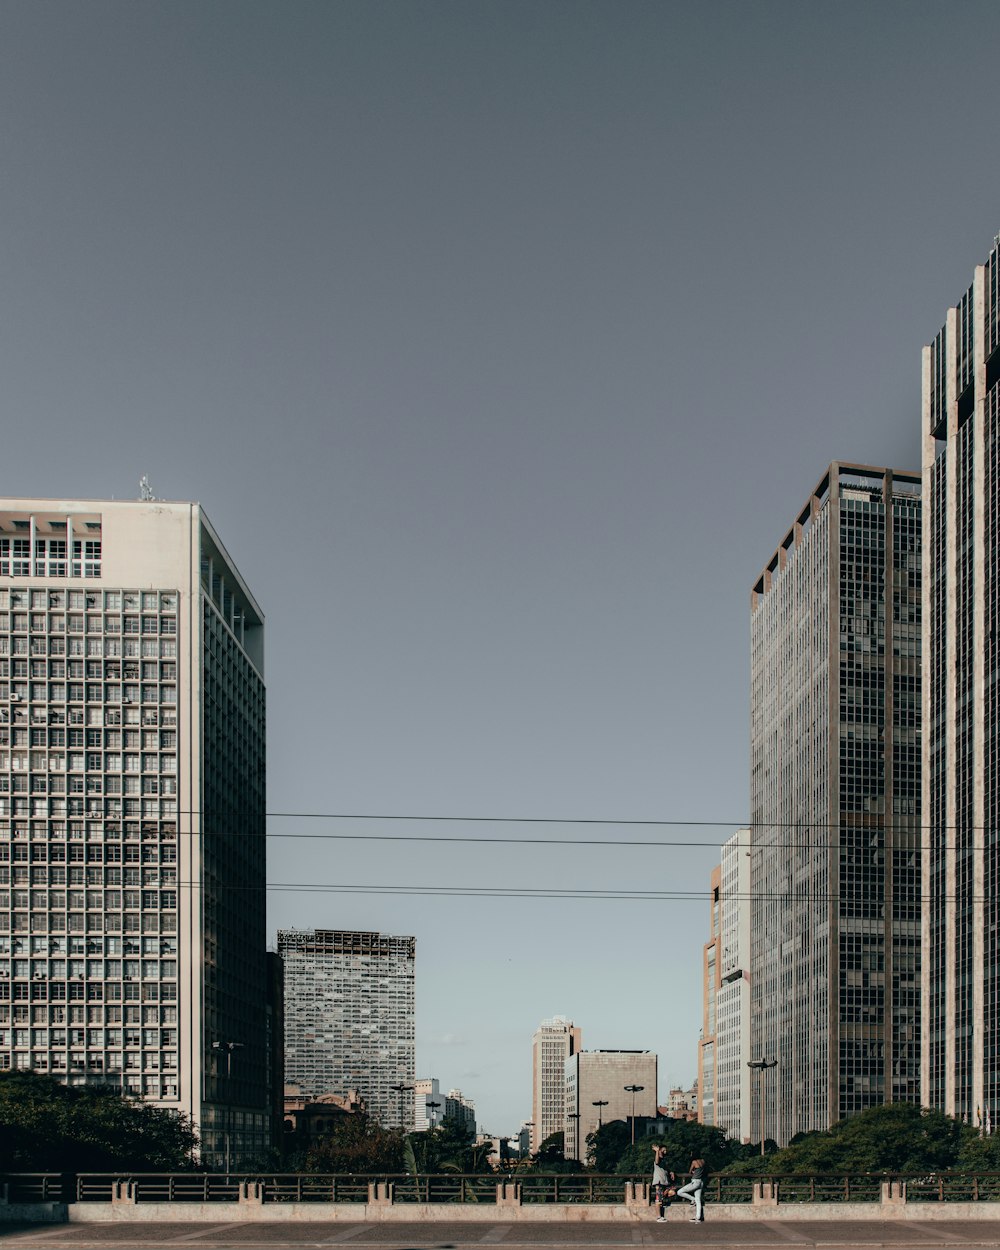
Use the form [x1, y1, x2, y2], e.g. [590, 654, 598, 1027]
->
[139, 475, 156, 501]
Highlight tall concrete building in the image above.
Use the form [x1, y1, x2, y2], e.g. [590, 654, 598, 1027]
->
[530, 1015, 580, 1154]
[715, 829, 751, 1143]
[697, 863, 721, 1126]
[750, 464, 922, 1144]
[921, 235, 1000, 1122]
[563, 1049, 656, 1161]
[0, 497, 270, 1165]
[278, 928, 415, 1129]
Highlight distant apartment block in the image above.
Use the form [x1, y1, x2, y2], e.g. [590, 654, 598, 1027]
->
[0, 498, 271, 1166]
[715, 828, 751, 1143]
[563, 1049, 656, 1161]
[531, 1015, 580, 1154]
[697, 863, 720, 1126]
[278, 928, 415, 1129]
[445, 1086, 476, 1135]
[922, 235, 1000, 1121]
[414, 1077, 444, 1131]
[751, 464, 922, 1143]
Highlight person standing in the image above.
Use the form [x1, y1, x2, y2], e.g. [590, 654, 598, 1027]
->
[676, 1157, 707, 1222]
[651, 1145, 676, 1222]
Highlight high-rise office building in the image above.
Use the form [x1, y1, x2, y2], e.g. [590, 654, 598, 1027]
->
[750, 464, 922, 1143]
[714, 828, 751, 1143]
[278, 928, 415, 1129]
[922, 236, 1000, 1121]
[563, 1049, 656, 1161]
[531, 1015, 580, 1154]
[0, 498, 270, 1165]
[697, 863, 720, 1126]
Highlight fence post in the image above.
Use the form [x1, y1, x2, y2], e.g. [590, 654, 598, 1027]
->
[624, 1181, 649, 1216]
[496, 1180, 523, 1208]
[111, 1180, 137, 1206]
[880, 1180, 905, 1208]
[367, 1181, 394, 1207]
[752, 1180, 778, 1207]
[238, 1181, 264, 1207]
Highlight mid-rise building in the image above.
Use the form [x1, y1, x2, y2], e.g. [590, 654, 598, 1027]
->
[0, 497, 270, 1165]
[414, 1076, 444, 1132]
[278, 928, 415, 1129]
[697, 864, 720, 1126]
[715, 829, 751, 1143]
[446, 1086, 476, 1135]
[563, 1050, 657, 1161]
[921, 235, 1000, 1121]
[530, 1015, 580, 1154]
[751, 464, 922, 1143]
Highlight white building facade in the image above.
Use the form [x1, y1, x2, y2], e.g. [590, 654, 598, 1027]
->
[0, 497, 271, 1164]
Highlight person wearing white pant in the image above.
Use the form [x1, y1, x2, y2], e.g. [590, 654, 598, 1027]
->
[676, 1158, 706, 1221]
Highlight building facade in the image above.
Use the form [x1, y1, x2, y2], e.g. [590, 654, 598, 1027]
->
[715, 828, 751, 1143]
[278, 928, 415, 1129]
[697, 864, 721, 1126]
[922, 235, 1000, 1122]
[751, 464, 922, 1143]
[0, 497, 270, 1165]
[530, 1015, 580, 1154]
[563, 1049, 657, 1161]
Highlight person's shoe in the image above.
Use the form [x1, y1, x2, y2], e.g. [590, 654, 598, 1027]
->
[690, 1217, 700, 1222]
[656, 1217, 666, 1222]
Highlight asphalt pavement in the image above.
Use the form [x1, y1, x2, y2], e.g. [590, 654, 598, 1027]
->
[3, 1221, 1000, 1250]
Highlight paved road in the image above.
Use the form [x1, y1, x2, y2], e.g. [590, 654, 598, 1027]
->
[3, 1222, 1000, 1250]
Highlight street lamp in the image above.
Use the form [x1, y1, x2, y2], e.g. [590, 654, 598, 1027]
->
[211, 1040, 244, 1174]
[425, 1099, 441, 1129]
[390, 1083, 413, 1132]
[567, 1111, 581, 1162]
[592, 1099, 609, 1129]
[624, 1085, 644, 1146]
[747, 1058, 778, 1156]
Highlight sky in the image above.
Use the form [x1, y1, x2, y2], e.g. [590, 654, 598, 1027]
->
[1, 0, 999, 1137]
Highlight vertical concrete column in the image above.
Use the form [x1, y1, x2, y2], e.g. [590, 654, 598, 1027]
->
[624, 1181, 650, 1215]
[496, 1181, 523, 1207]
[752, 1181, 778, 1206]
[880, 1180, 906, 1207]
[367, 1181, 394, 1206]
[111, 1181, 137, 1205]
[238, 1181, 264, 1206]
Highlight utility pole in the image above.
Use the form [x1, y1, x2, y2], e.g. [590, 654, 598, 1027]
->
[212, 1040, 244, 1173]
[624, 1085, 644, 1146]
[747, 1058, 778, 1156]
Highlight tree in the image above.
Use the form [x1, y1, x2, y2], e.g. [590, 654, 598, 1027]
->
[616, 1118, 740, 1177]
[587, 1119, 630, 1172]
[722, 1104, 967, 1175]
[0, 1070, 197, 1171]
[305, 1113, 404, 1172]
[531, 1129, 582, 1173]
[402, 1114, 494, 1175]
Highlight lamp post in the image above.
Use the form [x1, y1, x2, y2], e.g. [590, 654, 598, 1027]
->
[592, 1099, 609, 1129]
[390, 1083, 413, 1132]
[211, 1040, 244, 1173]
[425, 1099, 441, 1130]
[624, 1085, 644, 1146]
[567, 1111, 581, 1162]
[747, 1058, 778, 1156]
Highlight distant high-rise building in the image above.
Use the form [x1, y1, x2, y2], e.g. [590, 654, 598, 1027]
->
[531, 1015, 580, 1154]
[922, 236, 1000, 1121]
[563, 1049, 656, 1161]
[278, 928, 415, 1128]
[751, 464, 922, 1143]
[697, 863, 720, 1126]
[714, 829, 751, 1143]
[414, 1076, 444, 1131]
[445, 1086, 476, 1135]
[0, 498, 270, 1166]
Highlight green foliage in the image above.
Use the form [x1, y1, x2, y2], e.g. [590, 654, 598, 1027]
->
[305, 1112, 404, 1172]
[0, 1070, 197, 1171]
[956, 1131, 1000, 1171]
[402, 1114, 493, 1175]
[616, 1118, 739, 1176]
[722, 1104, 968, 1175]
[587, 1120, 630, 1171]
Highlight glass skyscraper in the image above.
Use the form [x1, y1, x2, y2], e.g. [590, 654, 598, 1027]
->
[750, 464, 922, 1143]
[922, 235, 1000, 1122]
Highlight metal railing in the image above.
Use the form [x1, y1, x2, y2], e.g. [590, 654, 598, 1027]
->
[6, 1170, 1000, 1206]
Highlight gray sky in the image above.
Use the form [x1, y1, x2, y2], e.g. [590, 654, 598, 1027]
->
[1, 0, 998, 1136]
